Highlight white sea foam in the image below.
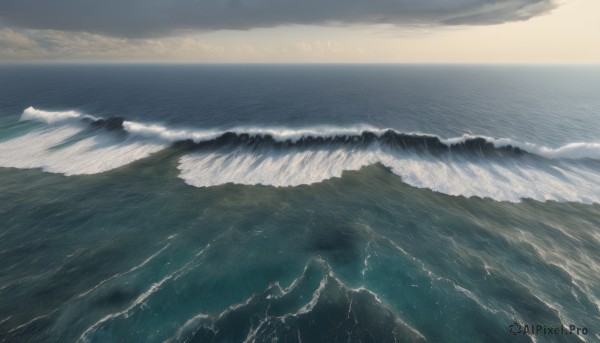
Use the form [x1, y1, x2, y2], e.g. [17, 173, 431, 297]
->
[441, 134, 600, 160]
[168, 313, 211, 342]
[21, 106, 83, 124]
[116, 121, 600, 161]
[0, 125, 165, 175]
[122, 121, 222, 143]
[379, 152, 600, 203]
[20, 107, 600, 160]
[123, 120, 383, 143]
[536, 142, 600, 160]
[120, 122, 600, 161]
[178, 147, 379, 187]
[8, 314, 55, 334]
[295, 276, 328, 316]
[267, 261, 313, 300]
[114, 118, 600, 161]
[12, 107, 600, 203]
[178, 146, 600, 203]
[78, 271, 179, 342]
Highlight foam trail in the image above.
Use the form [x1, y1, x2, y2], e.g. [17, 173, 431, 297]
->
[76, 243, 171, 299]
[379, 152, 600, 203]
[78, 243, 211, 342]
[178, 147, 379, 187]
[0, 126, 165, 175]
[178, 147, 600, 203]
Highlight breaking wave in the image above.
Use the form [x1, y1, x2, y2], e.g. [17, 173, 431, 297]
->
[2, 107, 599, 203]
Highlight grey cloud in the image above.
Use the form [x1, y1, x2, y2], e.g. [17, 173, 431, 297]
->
[0, 27, 234, 61]
[0, 0, 556, 38]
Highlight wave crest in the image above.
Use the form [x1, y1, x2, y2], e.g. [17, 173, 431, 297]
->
[22, 106, 83, 124]
[19, 107, 600, 160]
[7, 107, 600, 203]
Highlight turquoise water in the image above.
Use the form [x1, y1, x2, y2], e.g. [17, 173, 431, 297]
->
[0, 65, 599, 342]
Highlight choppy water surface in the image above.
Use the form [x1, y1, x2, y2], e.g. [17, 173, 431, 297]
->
[0, 64, 599, 342]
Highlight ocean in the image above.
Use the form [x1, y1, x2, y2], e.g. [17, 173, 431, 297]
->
[0, 64, 599, 342]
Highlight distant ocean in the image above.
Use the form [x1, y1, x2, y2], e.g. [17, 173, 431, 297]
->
[0, 64, 599, 342]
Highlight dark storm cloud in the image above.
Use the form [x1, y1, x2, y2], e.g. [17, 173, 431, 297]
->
[0, 0, 556, 38]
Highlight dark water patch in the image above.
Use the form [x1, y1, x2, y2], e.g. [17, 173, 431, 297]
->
[94, 286, 140, 308]
[306, 222, 360, 265]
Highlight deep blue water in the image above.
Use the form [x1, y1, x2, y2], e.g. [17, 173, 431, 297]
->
[0, 64, 599, 342]
[2, 64, 600, 146]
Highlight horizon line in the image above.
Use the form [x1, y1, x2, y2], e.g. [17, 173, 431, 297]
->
[1, 61, 600, 66]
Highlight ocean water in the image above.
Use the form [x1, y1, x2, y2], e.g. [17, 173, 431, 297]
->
[0, 64, 599, 342]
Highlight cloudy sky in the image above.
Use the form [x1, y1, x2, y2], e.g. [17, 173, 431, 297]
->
[0, 0, 598, 62]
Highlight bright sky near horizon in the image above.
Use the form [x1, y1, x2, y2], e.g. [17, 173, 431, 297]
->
[0, 0, 598, 63]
